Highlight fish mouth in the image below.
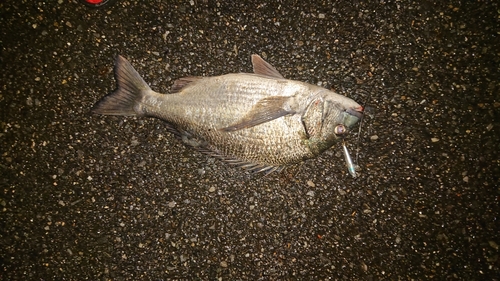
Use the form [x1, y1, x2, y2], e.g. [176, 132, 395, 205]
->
[346, 106, 364, 119]
[344, 106, 364, 128]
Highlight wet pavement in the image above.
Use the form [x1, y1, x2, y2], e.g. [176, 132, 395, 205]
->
[1, 1, 499, 280]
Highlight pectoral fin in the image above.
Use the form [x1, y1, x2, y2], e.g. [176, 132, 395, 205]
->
[220, 96, 295, 132]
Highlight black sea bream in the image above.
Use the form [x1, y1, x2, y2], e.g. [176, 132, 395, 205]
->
[92, 55, 363, 174]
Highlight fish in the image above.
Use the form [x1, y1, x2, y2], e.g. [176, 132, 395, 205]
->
[92, 54, 364, 174]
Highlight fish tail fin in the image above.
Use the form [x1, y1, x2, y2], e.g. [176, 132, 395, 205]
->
[92, 55, 151, 116]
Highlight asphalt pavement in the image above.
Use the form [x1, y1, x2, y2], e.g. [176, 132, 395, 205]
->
[1, 1, 499, 280]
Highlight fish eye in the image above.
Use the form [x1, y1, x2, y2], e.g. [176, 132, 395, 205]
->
[334, 124, 346, 135]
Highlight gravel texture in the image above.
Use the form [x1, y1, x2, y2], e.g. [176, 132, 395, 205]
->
[1, 1, 499, 280]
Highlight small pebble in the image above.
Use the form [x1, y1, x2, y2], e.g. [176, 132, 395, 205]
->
[180, 254, 187, 262]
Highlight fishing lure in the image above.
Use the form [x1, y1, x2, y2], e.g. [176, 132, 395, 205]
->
[342, 89, 371, 178]
[342, 141, 357, 178]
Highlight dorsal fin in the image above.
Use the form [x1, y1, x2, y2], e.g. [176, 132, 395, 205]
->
[251, 54, 285, 79]
[171, 76, 203, 93]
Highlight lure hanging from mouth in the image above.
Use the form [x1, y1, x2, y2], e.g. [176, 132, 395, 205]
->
[342, 141, 357, 178]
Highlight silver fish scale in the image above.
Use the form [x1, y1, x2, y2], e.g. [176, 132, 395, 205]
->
[139, 74, 316, 167]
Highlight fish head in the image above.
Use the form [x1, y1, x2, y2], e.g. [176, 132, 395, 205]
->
[302, 92, 363, 154]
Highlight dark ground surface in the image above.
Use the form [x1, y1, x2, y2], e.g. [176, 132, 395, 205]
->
[1, 0, 499, 280]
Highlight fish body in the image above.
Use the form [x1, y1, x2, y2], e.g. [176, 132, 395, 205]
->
[92, 55, 363, 173]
